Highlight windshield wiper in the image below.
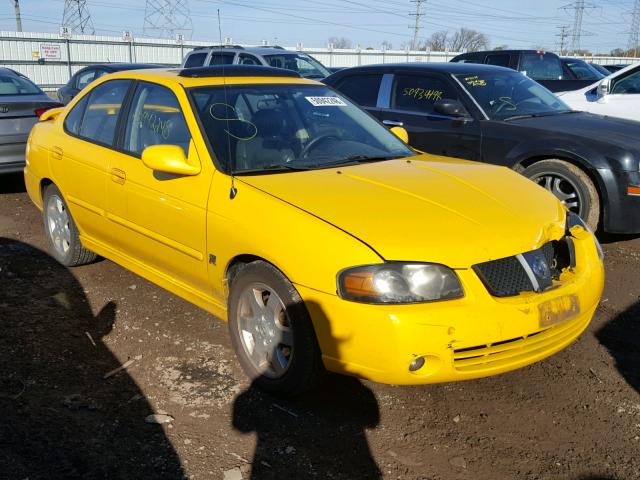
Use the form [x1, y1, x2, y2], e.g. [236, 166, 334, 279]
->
[504, 110, 578, 121]
[315, 155, 395, 168]
[234, 163, 311, 174]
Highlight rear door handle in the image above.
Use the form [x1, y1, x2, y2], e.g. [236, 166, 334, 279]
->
[111, 168, 126, 184]
[50, 146, 63, 161]
[382, 120, 403, 127]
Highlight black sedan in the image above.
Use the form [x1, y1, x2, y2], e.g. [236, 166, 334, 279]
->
[57, 63, 163, 104]
[325, 63, 640, 233]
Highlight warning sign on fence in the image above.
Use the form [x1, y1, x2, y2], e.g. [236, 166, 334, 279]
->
[39, 44, 61, 60]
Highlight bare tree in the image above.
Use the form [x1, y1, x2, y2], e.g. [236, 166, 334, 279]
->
[381, 40, 393, 50]
[493, 44, 508, 51]
[327, 37, 352, 49]
[448, 28, 489, 52]
[425, 30, 448, 51]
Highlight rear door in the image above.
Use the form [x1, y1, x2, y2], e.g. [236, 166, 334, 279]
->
[376, 72, 482, 160]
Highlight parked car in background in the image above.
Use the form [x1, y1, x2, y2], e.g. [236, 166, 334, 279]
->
[561, 57, 604, 82]
[450, 50, 601, 92]
[326, 63, 640, 233]
[558, 64, 640, 123]
[181, 45, 331, 79]
[57, 63, 163, 104]
[589, 63, 612, 76]
[602, 64, 628, 74]
[24, 66, 604, 395]
[0, 68, 61, 174]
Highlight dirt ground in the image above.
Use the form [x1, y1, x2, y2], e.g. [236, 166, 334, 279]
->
[0, 172, 638, 480]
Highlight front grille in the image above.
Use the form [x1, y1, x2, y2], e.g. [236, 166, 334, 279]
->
[452, 312, 589, 373]
[473, 240, 573, 298]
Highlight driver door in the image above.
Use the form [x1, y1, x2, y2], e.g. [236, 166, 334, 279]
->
[603, 67, 640, 121]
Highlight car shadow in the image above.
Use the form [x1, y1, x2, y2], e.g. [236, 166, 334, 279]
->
[595, 301, 640, 393]
[0, 238, 184, 478]
[0, 172, 26, 194]
[231, 301, 382, 480]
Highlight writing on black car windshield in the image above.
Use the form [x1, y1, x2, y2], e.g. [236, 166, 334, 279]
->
[456, 72, 572, 121]
[190, 85, 413, 173]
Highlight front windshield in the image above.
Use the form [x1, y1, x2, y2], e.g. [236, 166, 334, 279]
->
[190, 84, 414, 174]
[456, 72, 572, 121]
[263, 54, 331, 79]
[564, 58, 604, 81]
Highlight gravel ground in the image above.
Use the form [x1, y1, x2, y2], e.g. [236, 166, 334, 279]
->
[0, 172, 638, 480]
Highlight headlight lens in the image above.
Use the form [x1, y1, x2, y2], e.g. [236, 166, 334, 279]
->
[566, 212, 603, 260]
[337, 263, 464, 304]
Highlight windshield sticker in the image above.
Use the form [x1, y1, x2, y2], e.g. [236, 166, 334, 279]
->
[305, 96, 347, 107]
[463, 76, 487, 87]
[209, 103, 257, 141]
[402, 88, 443, 101]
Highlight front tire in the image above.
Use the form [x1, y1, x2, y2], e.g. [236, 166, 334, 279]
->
[228, 261, 324, 396]
[522, 159, 600, 231]
[43, 184, 97, 266]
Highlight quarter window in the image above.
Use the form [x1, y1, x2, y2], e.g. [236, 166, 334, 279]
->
[78, 80, 131, 146]
[123, 82, 191, 157]
[63, 95, 89, 135]
[392, 75, 459, 114]
[335, 74, 382, 107]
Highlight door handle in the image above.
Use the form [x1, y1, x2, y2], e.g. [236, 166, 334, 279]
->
[111, 168, 126, 185]
[50, 146, 63, 161]
[383, 120, 404, 127]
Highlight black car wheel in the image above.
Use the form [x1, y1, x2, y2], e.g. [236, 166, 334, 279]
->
[228, 260, 324, 396]
[522, 159, 600, 231]
[43, 184, 97, 266]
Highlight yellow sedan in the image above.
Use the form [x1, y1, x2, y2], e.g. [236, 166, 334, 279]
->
[24, 66, 604, 395]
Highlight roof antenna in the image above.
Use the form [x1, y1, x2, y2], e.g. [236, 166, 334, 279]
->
[217, 9, 237, 199]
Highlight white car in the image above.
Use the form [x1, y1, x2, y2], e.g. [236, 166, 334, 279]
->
[557, 64, 640, 122]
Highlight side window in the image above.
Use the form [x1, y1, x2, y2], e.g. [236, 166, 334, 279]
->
[486, 54, 510, 67]
[75, 69, 96, 90]
[392, 75, 459, 114]
[238, 54, 260, 65]
[123, 82, 191, 157]
[209, 52, 235, 65]
[184, 52, 207, 68]
[611, 69, 640, 94]
[63, 95, 89, 135]
[335, 74, 382, 108]
[79, 80, 131, 146]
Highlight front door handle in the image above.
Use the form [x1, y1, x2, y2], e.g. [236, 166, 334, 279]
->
[111, 168, 126, 184]
[383, 120, 404, 127]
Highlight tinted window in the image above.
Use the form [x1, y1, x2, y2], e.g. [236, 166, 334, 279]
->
[79, 80, 130, 146]
[612, 69, 640, 94]
[64, 95, 89, 135]
[335, 74, 382, 107]
[209, 53, 235, 66]
[184, 52, 207, 68]
[392, 75, 459, 114]
[564, 59, 603, 81]
[486, 54, 510, 67]
[238, 54, 260, 65]
[263, 54, 330, 78]
[519, 53, 563, 80]
[75, 69, 96, 89]
[123, 82, 191, 156]
[0, 74, 41, 95]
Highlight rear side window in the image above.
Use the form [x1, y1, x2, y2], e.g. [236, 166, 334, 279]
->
[486, 54, 510, 68]
[184, 52, 207, 68]
[209, 53, 235, 66]
[335, 74, 382, 107]
[78, 80, 131, 146]
[64, 95, 89, 135]
[392, 74, 459, 114]
[520, 53, 563, 80]
[123, 82, 191, 157]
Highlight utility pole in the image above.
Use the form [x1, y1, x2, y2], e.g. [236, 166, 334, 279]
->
[61, 0, 95, 35]
[628, 0, 640, 57]
[556, 25, 570, 55]
[12, 0, 22, 32]
[409, 0, 424, 51]
[561, 1, 595, 53]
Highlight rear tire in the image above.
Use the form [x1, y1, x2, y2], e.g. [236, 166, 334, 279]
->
[522, 159, 600, 231]
[43, 184, 97, 266]
[228, 261, 324, 396]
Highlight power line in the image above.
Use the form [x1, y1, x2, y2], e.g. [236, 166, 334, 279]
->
[62, 0, 95, 35]
[143, 0, 193, 40]
[628, 0, 640, 56]
[409, 0, 424, 50]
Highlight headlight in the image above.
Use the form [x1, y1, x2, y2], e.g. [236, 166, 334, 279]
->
[337, 263, 464, 304]
[566, 212, 603, 260]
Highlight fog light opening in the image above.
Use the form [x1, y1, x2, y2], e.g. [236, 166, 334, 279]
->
[409, 356, 426, 372]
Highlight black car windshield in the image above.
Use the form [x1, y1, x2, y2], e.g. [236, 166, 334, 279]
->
[190, 84, 414, 174]
[0, 74, 42, 95]
[455, 71, 572, 121]
[263, 54, 331, 79]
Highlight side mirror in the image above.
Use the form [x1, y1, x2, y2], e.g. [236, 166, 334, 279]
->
[390, 126, 409, 143]
[597, 78, 611, 97]
[433, 99, 469, 118]
[141, 144, 200, 176]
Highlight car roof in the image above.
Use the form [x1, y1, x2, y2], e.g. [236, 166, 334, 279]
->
[0, 67, 28, 77]
[81, 63, 165, 72]
[189, 46, 305, 56]
[327, 62, 514, 77]
[454, 49, 555, 56]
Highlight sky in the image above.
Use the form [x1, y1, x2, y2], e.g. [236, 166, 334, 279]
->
[0, 0, 634, 53]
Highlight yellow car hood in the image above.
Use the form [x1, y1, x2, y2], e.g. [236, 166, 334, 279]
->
[240, 156, 567, 267]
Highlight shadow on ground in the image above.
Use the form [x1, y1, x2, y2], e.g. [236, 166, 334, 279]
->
[0, 238, 184, 479]
[0, 172, 26, 194]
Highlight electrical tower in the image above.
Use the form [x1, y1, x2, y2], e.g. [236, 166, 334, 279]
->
[628, 0, 640, 57]
[61, 0, 95, 35]
[556, 25, 570, 55]
[561, 1, 595, 52]
[143, 0, 193, 40]
[409, 0, 424, 51]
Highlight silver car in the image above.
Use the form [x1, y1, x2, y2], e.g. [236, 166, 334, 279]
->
[0, 68, 61, 174]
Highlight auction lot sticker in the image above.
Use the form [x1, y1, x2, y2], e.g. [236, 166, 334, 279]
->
[306, 96, 347, 106]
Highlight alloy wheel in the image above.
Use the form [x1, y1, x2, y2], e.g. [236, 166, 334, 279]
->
[46, 194, 71, 257]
